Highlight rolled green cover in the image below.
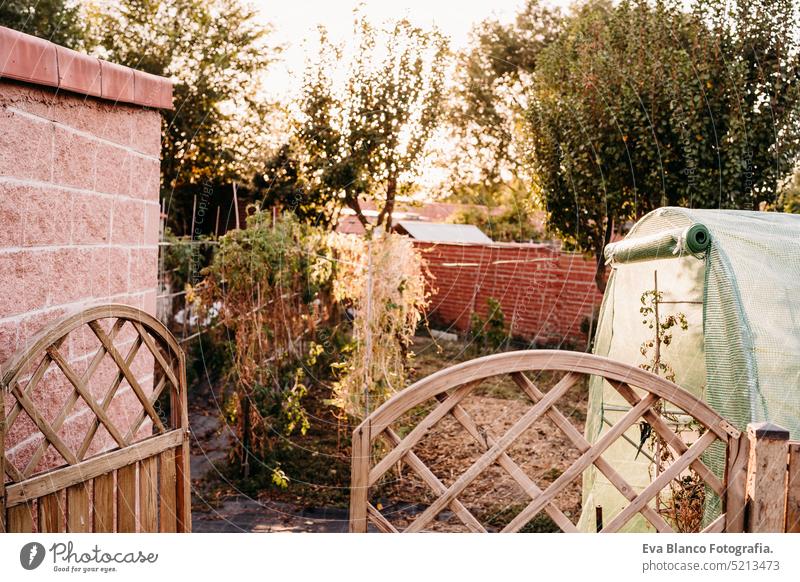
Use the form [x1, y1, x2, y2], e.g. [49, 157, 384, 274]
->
[604, 223, 711, 264]
[684, 223, 711, 253]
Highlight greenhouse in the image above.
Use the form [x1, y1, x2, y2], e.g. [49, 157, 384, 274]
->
[579, 207, 800, 531]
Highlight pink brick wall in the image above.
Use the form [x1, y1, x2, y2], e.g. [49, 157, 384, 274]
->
[0, 79, 162, 472]
[417, 241, 604, 347]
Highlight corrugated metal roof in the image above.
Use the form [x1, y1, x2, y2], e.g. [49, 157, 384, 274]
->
[396, 221, 492, 243]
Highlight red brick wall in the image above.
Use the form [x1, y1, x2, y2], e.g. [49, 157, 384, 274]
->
[417, 241, 604, 347]
[0, 79, 162, 472]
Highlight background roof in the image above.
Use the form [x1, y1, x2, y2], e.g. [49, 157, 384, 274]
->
[395, 221, 492, 243]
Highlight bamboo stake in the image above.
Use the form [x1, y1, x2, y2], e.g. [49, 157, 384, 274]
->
[233, 182, 240, 230]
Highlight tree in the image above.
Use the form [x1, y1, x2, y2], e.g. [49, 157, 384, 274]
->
[447, 179, 543, 243]
[0, 0, 85, 49]
[525, 0, 800, 290]
[286, 15, 448, 232]
[779, 167, 800, 214]
[88, 0, 280, 233]
[254, 140, 335, 228]
[449, 0, 561, 188]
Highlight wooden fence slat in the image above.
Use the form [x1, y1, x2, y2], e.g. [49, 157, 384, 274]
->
[175, 440, 191, 532]
[79, 334, 143, 459]
[382, 427, 486, 533]
[132, 321, 180, 389]
[367, 503, 398, 533]
[66, 483, 91, 533]
[5, 336, 66, 428]
[159, 448, 178, 533]
[349, 422, 370, 533]
[26, 321, 127, 471]
[117, 463, 138, 533]
[89, 321, 166, 434]
[7, 502, 34, 532]
[502, 391, 659, 533]
[601, 430, 717, 532]
[10, 383, 78, 467]
[124, 375, 169, 443]
[406, 373, 580, 533]
[701, 513, 726, 533]
[38, 492, 64, 533]
[724, 433, 750, 533]
[47, 346, 128, 448]
[609, 379, 725, 496]
[171, 349, 191, 533]
[368, 381, 479, 486]
[787, 443, 800, 533]
[6, 431, 182, 506]
[440, 395, 575, 532]
[93, 472, 115, 533]
[511, 374, 673, 533]
[139, 456, 158, 532]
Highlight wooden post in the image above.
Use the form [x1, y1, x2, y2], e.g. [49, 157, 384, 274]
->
[1, 383, 5, 533]
[786, 442, 800, 533]
[349, 422, 371, 533]
[172, 349, 192, 532]
[232, 182, 240, 230]
[745, 422, 789, 532]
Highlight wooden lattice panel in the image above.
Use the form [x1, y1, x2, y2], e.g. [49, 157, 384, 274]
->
[350, 351, 749, 533]
[1, 304, 190, 533]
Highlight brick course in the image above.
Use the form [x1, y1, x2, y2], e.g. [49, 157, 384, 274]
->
[417, 241, 604, 347]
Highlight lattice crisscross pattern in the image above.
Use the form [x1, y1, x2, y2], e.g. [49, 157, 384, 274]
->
[350, 351, 749, 533]
[1, 305, 190, 533]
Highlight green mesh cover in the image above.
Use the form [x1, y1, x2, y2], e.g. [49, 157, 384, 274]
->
[578, 207, 800, 532]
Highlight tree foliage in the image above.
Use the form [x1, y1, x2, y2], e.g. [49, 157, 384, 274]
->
[525, 0, 800, 289]
[449, 0, 561, 187]
[88, 0, 280, 233]
[265, 15, 448, 231]
[779, 168, 800, 214]
[447, 179, 543, 243]
[0, 0, 85, 49]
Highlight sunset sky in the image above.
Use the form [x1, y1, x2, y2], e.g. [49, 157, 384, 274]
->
[253, 0, 571, 99]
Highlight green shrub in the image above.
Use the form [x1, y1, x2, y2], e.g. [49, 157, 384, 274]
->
[470, 297, 508, 351]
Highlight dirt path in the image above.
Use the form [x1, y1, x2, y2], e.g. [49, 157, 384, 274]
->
[189, 378, 353, 532]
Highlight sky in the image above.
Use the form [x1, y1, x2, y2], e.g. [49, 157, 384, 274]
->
[251, 0, 571, 100]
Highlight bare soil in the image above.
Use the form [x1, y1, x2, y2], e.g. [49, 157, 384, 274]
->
[374, 337, 588, 531]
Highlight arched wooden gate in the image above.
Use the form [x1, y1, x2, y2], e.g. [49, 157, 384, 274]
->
[350, 350, 749, 533]
[1, 305, 190, 533]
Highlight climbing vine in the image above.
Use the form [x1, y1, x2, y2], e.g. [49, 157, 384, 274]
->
[638, 272, 705, 532]
[328, 232, 431, 419]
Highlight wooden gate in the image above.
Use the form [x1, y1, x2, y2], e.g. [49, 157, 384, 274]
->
[350, 350, 748, 533]
[1, 305, 190, 533]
